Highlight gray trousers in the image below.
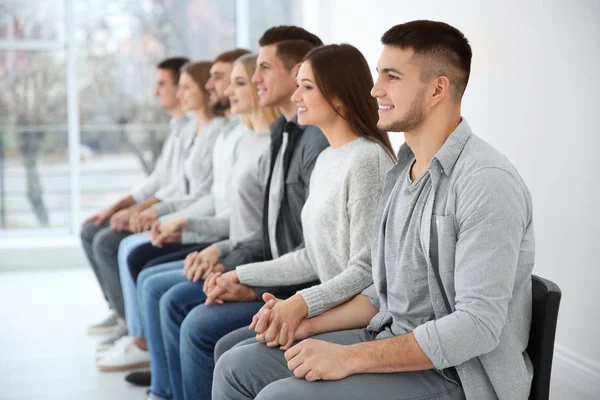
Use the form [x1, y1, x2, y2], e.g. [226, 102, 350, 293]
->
[212, 328, 465, 400]
[214, 326, 257, 362]
[80, 221, 131, 318]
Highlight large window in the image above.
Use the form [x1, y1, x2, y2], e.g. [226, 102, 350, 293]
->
[0, 0, 300, 234]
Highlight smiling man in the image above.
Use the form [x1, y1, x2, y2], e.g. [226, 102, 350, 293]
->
[154, 26, 330, 400]
[213, 20, 535, 400]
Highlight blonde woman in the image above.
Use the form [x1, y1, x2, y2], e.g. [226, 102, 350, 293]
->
[133, 54, 280, 400]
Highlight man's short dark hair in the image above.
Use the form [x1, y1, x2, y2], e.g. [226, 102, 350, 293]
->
[214, 48, 251, 64]
[258, 26, 323, 70]
[274, 39, 321, 70]
[259, 26, 323, 47]
[157, 57, 190, 84]
[382, 20, 472, 99]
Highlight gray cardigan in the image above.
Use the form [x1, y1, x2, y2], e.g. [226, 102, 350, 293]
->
[364, 119, 535, 399]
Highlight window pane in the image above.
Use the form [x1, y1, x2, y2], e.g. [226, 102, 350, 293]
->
[246, 0, 302, 50]
[0, 50, 68, 229]
[0, 0, 64, 41]
[74, 0, 236, 225]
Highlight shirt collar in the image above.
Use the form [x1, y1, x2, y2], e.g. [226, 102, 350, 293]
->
[397, 118, 473, 176]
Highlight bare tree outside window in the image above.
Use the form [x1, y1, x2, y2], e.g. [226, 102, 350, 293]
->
[0, 0, 301, 230]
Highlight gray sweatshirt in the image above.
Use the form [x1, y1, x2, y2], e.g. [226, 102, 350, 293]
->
[130, 113, 196, 203]
[179, 121, 266, 244]
[236, 138, 394, 317]
[153, 117, 228, 216]
[157, 117, 240, 223]
[210, 132, 271, 256]
[362, 119, 535, 400]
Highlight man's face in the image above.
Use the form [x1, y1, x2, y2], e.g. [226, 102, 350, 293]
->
[205, 61, 233, 111]
[252, 44, 298, 108]
[155, 69, 179, 111]
[371, 46, 428, 132]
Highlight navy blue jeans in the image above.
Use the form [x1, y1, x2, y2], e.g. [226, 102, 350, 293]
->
[176, 297, 263, 400]
[141, 248, 259, 400]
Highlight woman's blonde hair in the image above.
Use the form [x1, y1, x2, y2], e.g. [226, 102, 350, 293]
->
[180, 61, 223, 117]
[233, 54, 280, 129]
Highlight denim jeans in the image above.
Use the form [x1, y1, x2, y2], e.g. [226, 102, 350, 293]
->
[138, 261, 187, 399]
[118, 232, 151, 336]
[177, 299, 263, 400]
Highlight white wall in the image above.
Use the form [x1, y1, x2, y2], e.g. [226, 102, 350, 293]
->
[303, 0, 600, 385]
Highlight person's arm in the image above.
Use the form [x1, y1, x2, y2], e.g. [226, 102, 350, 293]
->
[182, 214, 230, 244]
[129, 133, 174, 203]
[84, 195, 137, 225]
[236, 248, 319, 287]
[300, 294, 378, 336]
[134, 196, 161, 211]
[281, 291, 432, 381]
[287, 168, 531, 381]
[109, 195, 136, 213]
[297, 191, 379, 317]
[410, 167, 531, 370]
[153, 134, 216, 216]
[158, 194, 215, 225]
[151, 173, 187, 204]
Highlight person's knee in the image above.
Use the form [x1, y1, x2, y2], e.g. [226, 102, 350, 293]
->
[256, 380, 305, 400]
[180, 306, 214, 350]
[92, 228, 118, 258]
[213, 345, 255, 388]
[214, 328, 254, 362]
[143, 273, 167, 301]
[136, 267, 153, 289]
[80, 221, 100, 243]
[159, 286, 178, 316]
[214, 334, 233, 362]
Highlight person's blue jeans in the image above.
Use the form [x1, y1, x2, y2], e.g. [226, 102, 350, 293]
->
[120, 235, 207, 338]
[174, 296, 263, 400]
[118, 232, 151, 336]
[141, 248, 262, 400]
[138, 261, 188, 400]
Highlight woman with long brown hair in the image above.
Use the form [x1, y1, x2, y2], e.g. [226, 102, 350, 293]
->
[207, 43, 396, 352]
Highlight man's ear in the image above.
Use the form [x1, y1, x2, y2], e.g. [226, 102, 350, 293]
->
[430, 75, 451, 107]
[291, 62, 302, 77]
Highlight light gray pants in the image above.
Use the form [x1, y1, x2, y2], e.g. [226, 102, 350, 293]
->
[212, 328, 465, 400]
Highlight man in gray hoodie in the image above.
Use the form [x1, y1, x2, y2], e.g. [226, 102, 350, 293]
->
[213, 20, 535, 400]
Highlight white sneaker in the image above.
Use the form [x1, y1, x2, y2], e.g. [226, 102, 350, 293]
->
[96, 336, 150, 372]
[95, 321, 128, 352]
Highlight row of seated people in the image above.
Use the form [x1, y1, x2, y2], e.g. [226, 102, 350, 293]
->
[81, 21, 535, 400]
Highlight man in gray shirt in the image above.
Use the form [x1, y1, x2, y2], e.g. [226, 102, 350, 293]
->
[213, 20, 535, 400]
[81, 57, 192, 332]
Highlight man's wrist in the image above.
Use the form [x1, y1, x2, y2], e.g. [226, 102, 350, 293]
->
[343, 344, 364, 375]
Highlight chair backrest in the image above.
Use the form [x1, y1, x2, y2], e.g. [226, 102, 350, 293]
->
[527, 275, 562, 400]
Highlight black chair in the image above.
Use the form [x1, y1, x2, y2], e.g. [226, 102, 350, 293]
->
[527, 275, 562, 400]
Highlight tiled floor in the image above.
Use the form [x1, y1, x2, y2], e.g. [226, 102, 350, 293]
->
[0, 268, 593, 400]
[0, 269, 147, 400]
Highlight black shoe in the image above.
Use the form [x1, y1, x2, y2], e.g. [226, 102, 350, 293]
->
[124, 370, 151, 387]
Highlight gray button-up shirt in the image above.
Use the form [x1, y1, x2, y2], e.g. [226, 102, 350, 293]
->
[363, 119, 535, 400]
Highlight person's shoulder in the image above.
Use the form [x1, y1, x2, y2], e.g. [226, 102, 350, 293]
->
[453, 135, 531, 205]
[299, 124, 329, 152]
[345, 140, 394, 182]
[457, 134, 523, 183]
